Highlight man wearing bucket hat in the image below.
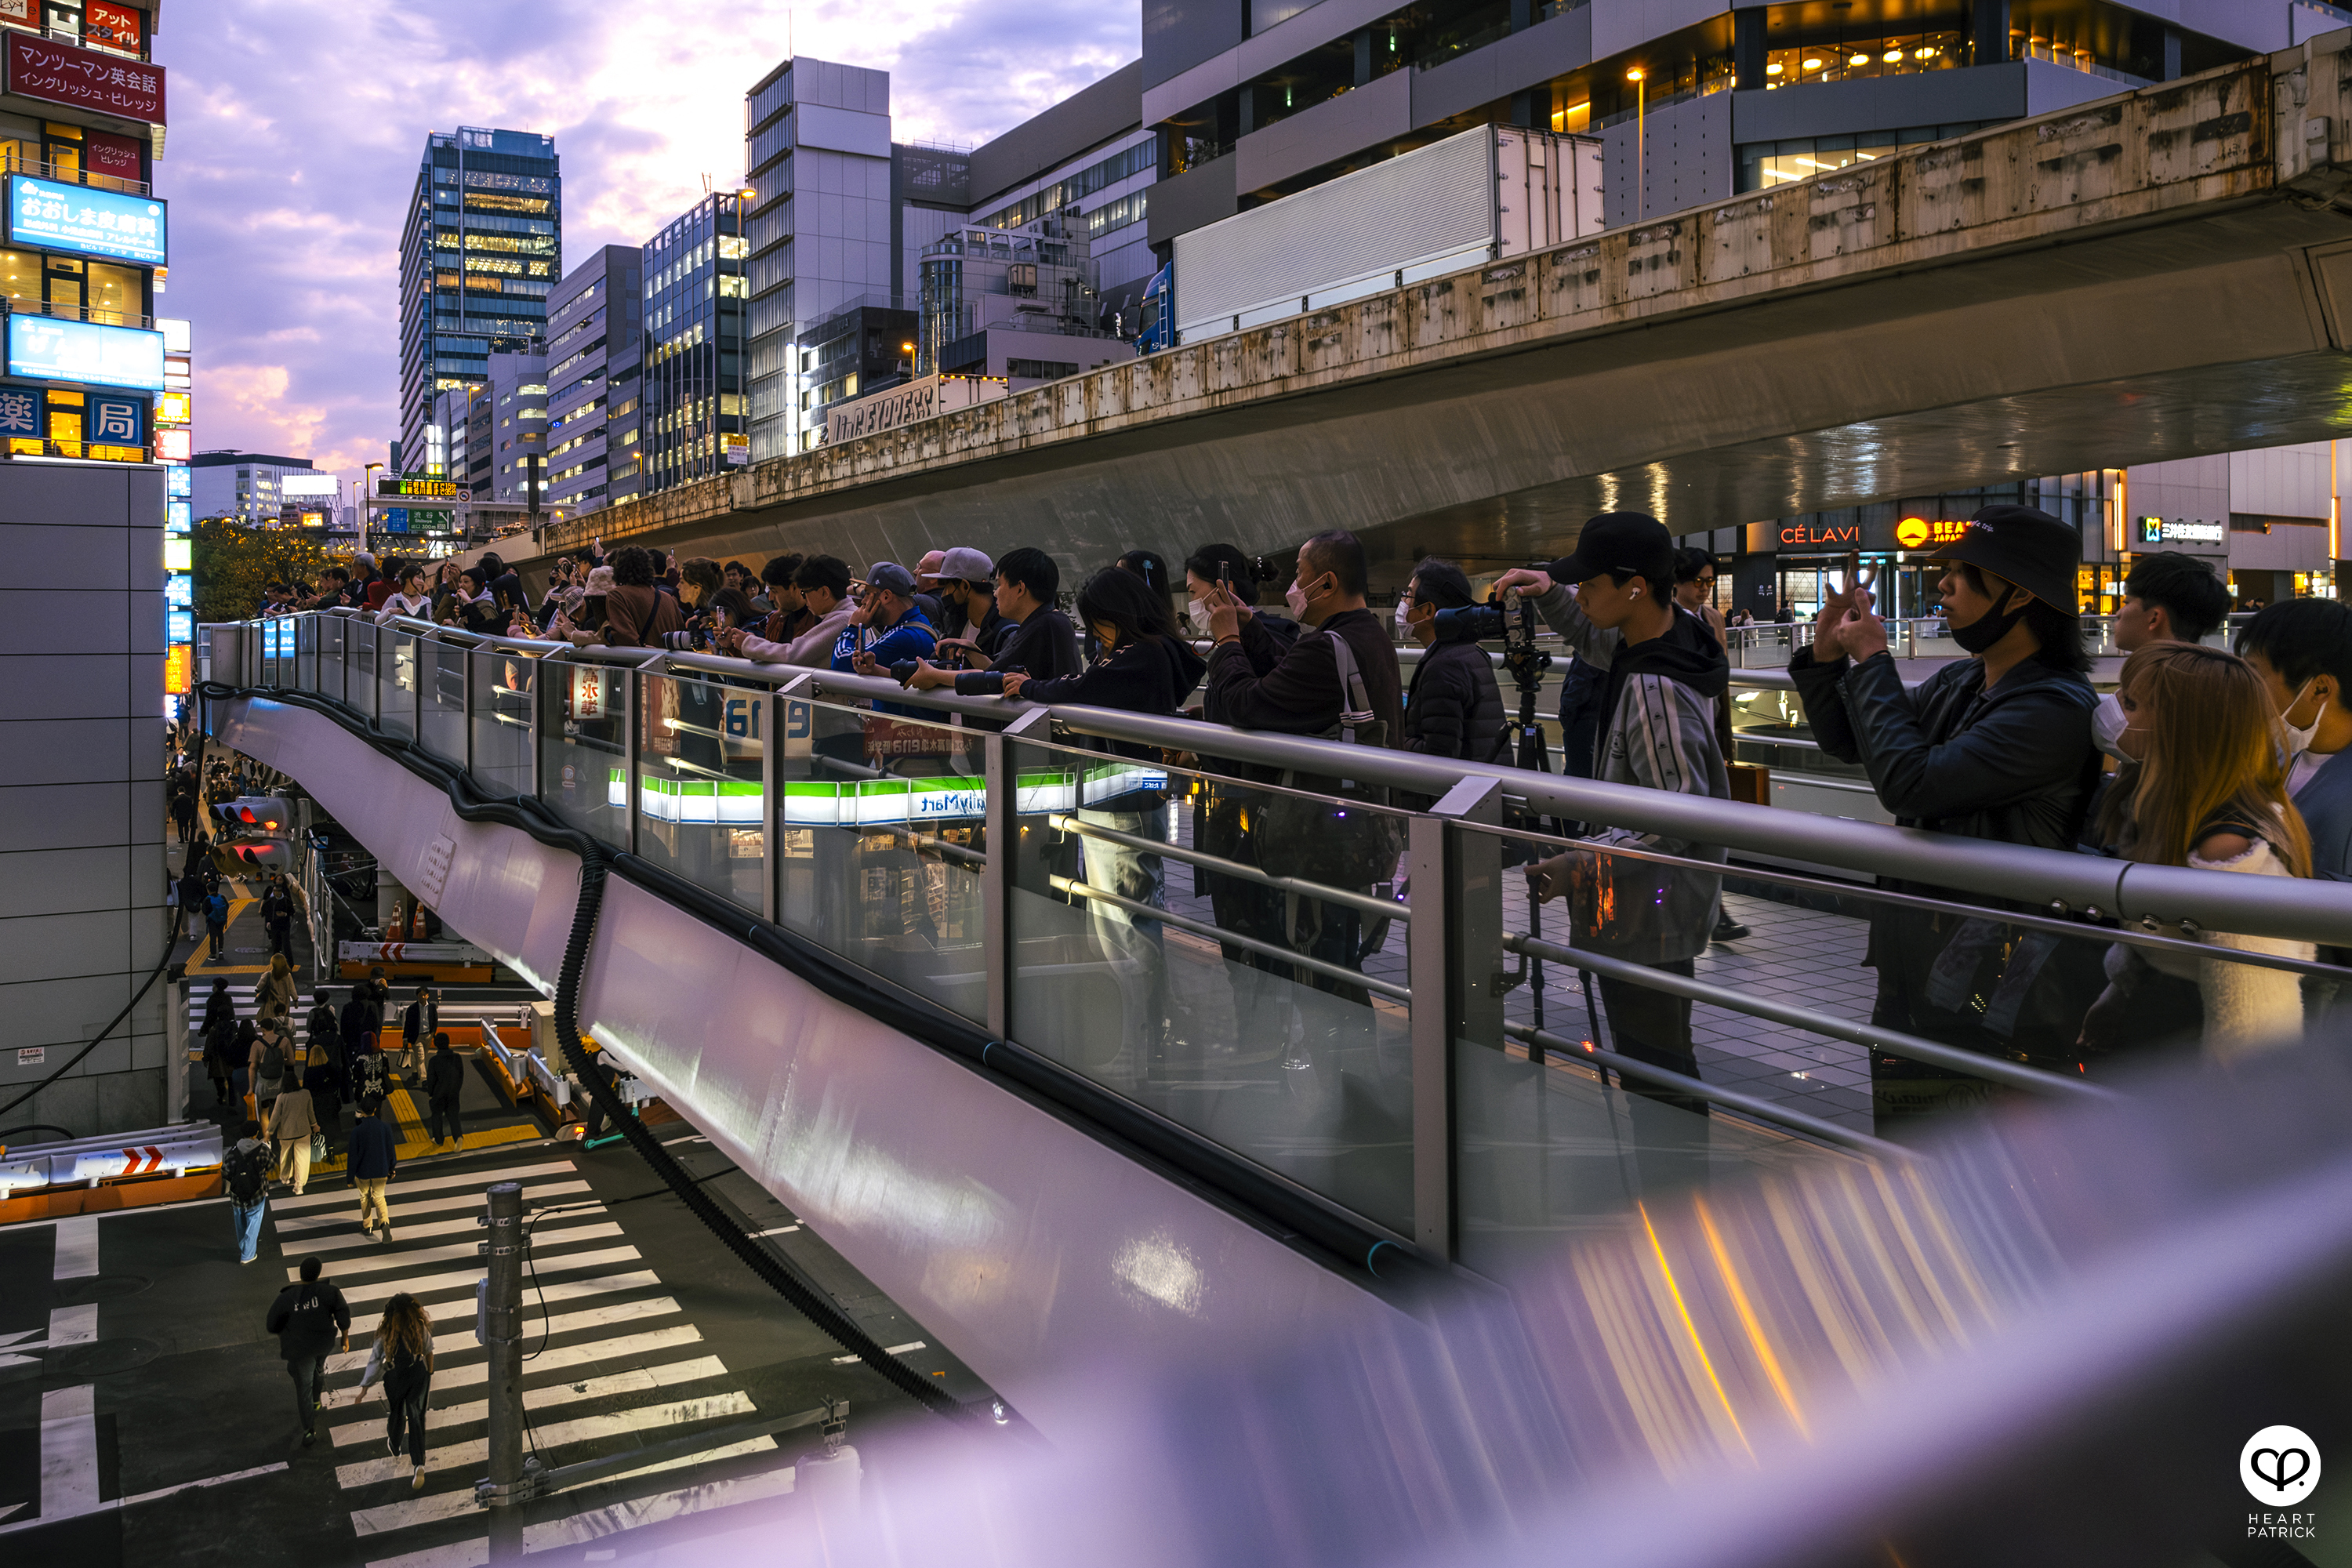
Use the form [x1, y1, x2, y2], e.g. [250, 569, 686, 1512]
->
[1788, 503, 2102, 1133]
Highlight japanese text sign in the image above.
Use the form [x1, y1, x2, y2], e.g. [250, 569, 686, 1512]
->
[85, 2, 144, 54]
[5, 175, 165, 265]
[9, 314, 165, 390]
[5, 32, 164, 123]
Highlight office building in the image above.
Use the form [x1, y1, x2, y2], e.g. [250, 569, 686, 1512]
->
[916, 217, 1134, 383]
[486, 345, 550, 506]
[545, 245, 644, 517]
[641, 194, 749, 492]
[742, 58, 897, 459]
[188, 451, 328, 524]
[1142, 2, 2301, 250]
[397, 127, 561, 477]
[966, 60, 1158, 328]
[797, 296, 918, 441]
[0, 0, 176, 1137]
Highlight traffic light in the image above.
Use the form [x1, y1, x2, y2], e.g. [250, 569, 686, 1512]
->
[223, 840, 291, 870]
[211, 797, 289, 833]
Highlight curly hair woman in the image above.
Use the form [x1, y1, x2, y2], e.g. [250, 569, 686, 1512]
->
[350, 1290, 436, 1488]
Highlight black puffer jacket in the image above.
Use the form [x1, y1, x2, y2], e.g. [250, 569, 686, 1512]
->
[1400, 635, 1506, 764]
[1790, 646, 2102, 1060]
[1789, 648, 2099, 858]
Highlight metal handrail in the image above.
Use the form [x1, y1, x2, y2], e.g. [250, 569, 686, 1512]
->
[253, 611, 2352, 947]
[1051, 874, 1410, 1001]
[1047, 811, 1404, 923]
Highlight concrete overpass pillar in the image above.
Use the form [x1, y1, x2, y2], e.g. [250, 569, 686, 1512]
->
[1969, 0, 2009, 68]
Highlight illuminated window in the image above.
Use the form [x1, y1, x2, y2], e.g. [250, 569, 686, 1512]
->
[1762, 31, 1962, 88]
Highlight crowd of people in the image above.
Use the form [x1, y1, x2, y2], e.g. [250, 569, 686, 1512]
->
[236, 506, 2347, 1135]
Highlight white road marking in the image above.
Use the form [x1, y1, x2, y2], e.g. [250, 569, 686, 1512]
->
[331, 1356, 728, 1467]
[0, 1461, 288, 1538]
[831, 1339, 926, 1364]
[275, 1181, 595, 1234]
[347, 1391, 758, 1535]
[51, 1217, 99, 1278]
[47, 1302, 97, 1349]
[291, 1221, 626, 1281]
[336, 1294, 681, 1359]
[522, 1464, 796, 1552]
[336, 1246, 644, 1308]
[328, 1323, 702, 1390]
[357, 1445, 784, 1568]
[270, 1161, 579, 1212]
[38, 1385, 99, 1519]
[750, 1225, 800, 1237]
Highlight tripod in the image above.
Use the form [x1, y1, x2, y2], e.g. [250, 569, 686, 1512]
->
[1499, 602, 1605, 1069]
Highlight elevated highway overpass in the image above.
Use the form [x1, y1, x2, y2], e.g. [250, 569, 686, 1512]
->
[522, 38, 2352, 577]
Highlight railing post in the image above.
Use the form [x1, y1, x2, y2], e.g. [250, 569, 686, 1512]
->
[775, 672, 815, 929]
[623, 666, 640, 858]
[1406, 773, 1503, 1263]
[983, 706, 1054, 1042]
[760, 682, 779, 925]
[460, 637, 475, 775]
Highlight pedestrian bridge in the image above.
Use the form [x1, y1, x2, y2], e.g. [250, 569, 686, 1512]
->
[522, 38, 2352, 578]
[201, 612, 2352, 1443]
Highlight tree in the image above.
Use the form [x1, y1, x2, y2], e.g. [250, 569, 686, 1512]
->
[192, 519, 336, 622]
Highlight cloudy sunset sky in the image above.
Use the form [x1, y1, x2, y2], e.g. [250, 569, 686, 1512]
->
[163, 0, 1139, 485]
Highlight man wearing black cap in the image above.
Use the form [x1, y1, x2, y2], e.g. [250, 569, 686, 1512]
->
[1788, 503, 2100, 1131]
[1494, 514, 1733, 1146]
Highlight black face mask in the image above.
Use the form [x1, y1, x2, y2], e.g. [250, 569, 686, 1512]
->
[1951, 586, 2028, 655]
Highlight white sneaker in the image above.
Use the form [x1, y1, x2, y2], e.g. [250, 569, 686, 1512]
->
[411, 1463, 426, 1490]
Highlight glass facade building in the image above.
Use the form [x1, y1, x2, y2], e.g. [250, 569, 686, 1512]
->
[397, 127, 561, 476]
[545, 245, 644, 517]
[640, 194, 748, 494]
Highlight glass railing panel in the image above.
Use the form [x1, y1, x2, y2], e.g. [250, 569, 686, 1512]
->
[1009, 735, 1414, 1236]
[318, 615, 345, 702]
[377, 629, 418, 740]
[776, 698, 986, 1022]
[419, 637, 469, 765]
[1452, 815, 1864, 1278]
[633, 670, 771, 913]
[294, 612, 318, 692]
[350, 621, 379, 720]
[539, 659, 629, 848]
[469, 648, 536, 798]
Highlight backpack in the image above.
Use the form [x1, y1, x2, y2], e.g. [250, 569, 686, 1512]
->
[205, 893, 228, 925]
[223, 1142, 270, 1203]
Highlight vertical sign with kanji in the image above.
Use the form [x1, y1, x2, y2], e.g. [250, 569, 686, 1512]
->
[0, 384, 36, 439]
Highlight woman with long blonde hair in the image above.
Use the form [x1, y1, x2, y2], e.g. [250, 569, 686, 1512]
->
[2093, 642, 2314, 1058]
[350, 1290, 435, 1489]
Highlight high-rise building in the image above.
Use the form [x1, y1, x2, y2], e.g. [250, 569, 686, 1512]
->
[397, 127, 561, 477]
[742, 58, 897, 459]
[485, 346, 550, 506]
[545, 245, 644, 518]
[641, 194, 748, 492]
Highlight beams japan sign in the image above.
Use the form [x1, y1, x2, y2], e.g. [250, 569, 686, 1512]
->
[5, 32, 164, 123]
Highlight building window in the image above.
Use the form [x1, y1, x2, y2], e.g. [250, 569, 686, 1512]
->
[1007, 359, 1079, 380]
[1739, 123, 2001, 191]
[1763, 30, 1964, 87]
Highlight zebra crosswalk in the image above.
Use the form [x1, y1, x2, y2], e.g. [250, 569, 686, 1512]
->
[185, 981, 536, 1032]
[275, 1153, 804, 1564]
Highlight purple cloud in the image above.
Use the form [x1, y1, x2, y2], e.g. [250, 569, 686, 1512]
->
[162, 1, 1140, 492]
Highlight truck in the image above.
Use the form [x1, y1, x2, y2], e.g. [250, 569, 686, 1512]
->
[1148, 122, 1605, 351]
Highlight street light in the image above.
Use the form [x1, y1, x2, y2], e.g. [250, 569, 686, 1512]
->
[362, 461, 383, 553]
[1626, 67, 1646, 219]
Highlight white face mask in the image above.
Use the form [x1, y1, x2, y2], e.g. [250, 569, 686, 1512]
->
[1393, 599, 1411, 630]
[1285, 582, 1308, 621]
[1189, 596, 1207, 626]
[2282, 681, 2328, 757]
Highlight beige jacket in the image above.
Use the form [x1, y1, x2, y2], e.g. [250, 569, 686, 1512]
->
[267, 1087, 318, 1142]
[738, 605, 855, 668]
[2138, 833, 2314, 1062]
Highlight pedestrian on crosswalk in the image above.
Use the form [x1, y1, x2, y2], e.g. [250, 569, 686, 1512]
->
[250, 1018, 293, 1123]
[423, 1033, 464, 1146]
[262, 874, 295, 958]
[203, 885, 230, 960]
[350, 1094, 399, 1242]
[266, 1256, 350, 1448]
[400, 983, 437, 1080]
[258, 952, 298, 1024]
[304, 1043, 344, 1160]
[348, 1291, 435, 1490]
[223, 1118, 272, 1265]
[201, 1014, 239, 1112]
[267, 1074, 318, 1196]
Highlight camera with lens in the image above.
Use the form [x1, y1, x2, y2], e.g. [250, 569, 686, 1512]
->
[1431, 601, 1508, 643]
[889, 659, 922, 684]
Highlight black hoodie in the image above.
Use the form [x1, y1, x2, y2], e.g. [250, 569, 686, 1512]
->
[1024, 634, 1209, 808]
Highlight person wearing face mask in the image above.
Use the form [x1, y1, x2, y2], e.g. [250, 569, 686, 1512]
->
[905, 548, 1081, 694]
[1788, 504, 2101, 1131]
[1200, 531, 1405, 1049]
[2235, 599, 2352, 1019]
[1674, 546, 1750, 942]
[920, 548, 1006, 662]
[1396, 558, 1505, 768]
[2085, 643, 2314, 1059]
[2091, 552, 2232, 758]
